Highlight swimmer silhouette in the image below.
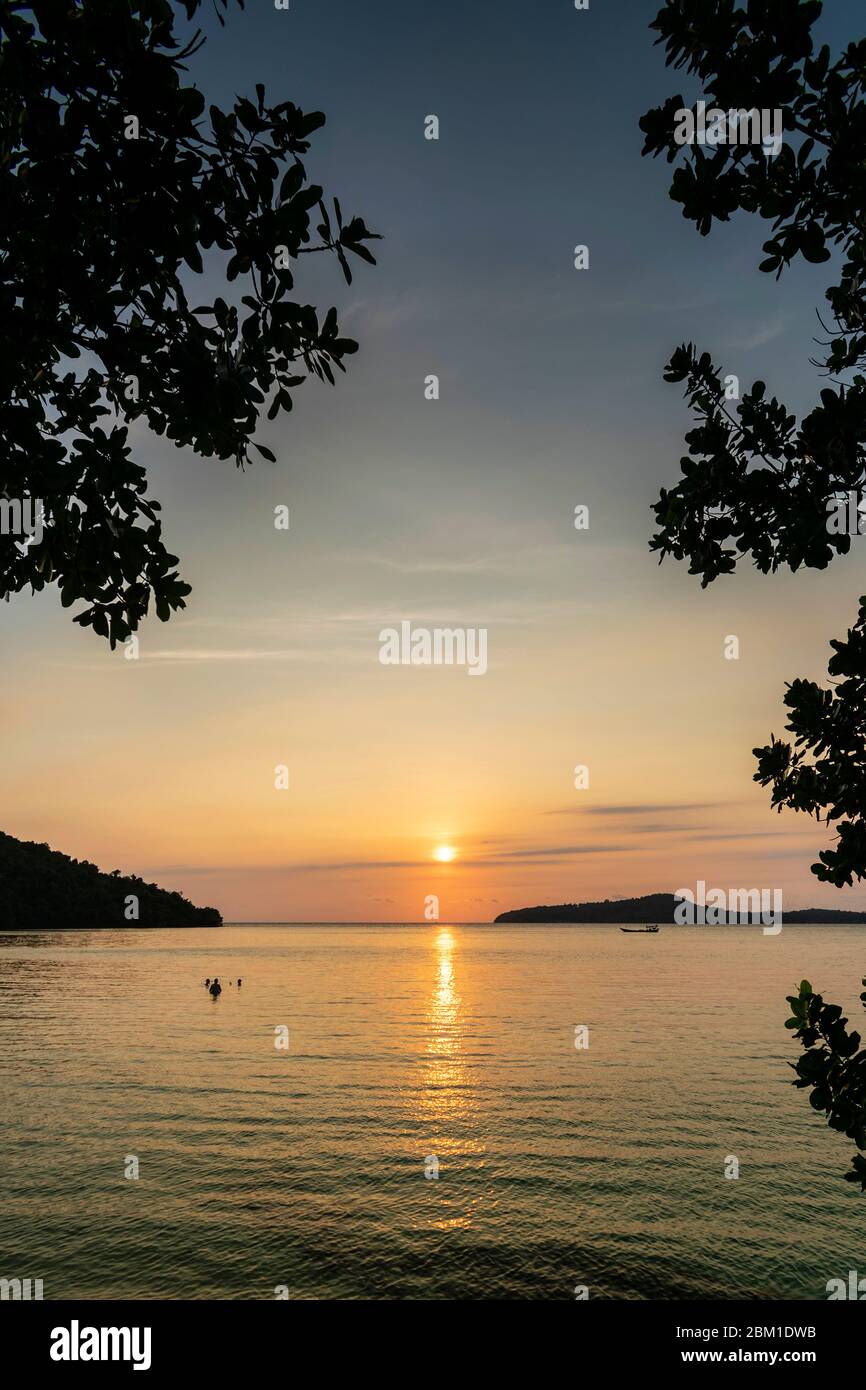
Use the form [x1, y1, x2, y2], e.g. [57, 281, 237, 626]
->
[209, 977, 222, 998]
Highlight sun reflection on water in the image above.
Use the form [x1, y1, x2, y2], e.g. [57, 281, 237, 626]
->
[418, 926, 484, 1231]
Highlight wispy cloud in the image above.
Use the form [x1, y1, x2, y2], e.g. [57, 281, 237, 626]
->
[726, 313, 793, 352]
[143, 648, 314, 664]
[148, 844, 628, 876]
[545, 802, 724, 817]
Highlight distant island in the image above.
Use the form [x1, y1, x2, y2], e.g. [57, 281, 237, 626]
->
[0, 831, 222, 930]
[494, 892, 866, 925]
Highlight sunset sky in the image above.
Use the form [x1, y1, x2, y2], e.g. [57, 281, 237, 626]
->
[3, 0, 864, 921]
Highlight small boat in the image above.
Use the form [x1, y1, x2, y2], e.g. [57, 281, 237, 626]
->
[620, 924, 660, 933]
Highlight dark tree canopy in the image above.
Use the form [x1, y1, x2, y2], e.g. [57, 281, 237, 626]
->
[640, 0, 866, 885]
[0, 827, 221, 928]
[786, 976, 866, 1189]
[756, 598, 866, 887]
[0, 0, 379, 646]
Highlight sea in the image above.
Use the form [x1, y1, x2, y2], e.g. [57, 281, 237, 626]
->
[0, 923, 863, 1300]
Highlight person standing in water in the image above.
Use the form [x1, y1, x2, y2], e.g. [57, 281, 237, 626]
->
[209, 977, 221, 997]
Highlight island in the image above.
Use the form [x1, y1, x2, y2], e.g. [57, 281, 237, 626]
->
[0, 831, 222, 930]
[494, 892, 866, 925]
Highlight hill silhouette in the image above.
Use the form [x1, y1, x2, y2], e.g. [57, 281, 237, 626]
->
[494, 893, 866, 925]
[0, 832, 221, 930]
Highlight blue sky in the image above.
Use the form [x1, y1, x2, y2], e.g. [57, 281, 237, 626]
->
[3, 0, 864, 920]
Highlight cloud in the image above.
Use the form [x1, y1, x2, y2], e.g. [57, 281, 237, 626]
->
[545, 802, 724, 817]
[141, 648, 315, 663]
[727, 313, 792, 352]
[337, 552, 504, 576]
[475, 844, 626, 861]
[146, 844, 628, 876]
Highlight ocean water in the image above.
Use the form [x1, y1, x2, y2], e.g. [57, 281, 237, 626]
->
[0, 923, 864, 1301]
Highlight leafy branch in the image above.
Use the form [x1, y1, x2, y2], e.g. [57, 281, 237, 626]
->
[786, 976, 866, 1188]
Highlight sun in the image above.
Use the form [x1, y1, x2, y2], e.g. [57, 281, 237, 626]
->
[433, 844, 456, 863]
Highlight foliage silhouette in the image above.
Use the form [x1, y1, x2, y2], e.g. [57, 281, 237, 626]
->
[0, 829, 221, 928]
[786, 976, 866, 1189]
[640, 0, 866, 884]
[0, 0, 379, 646]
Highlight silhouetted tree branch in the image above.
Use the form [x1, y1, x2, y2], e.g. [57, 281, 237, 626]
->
[0, 0, 380, 645]
[786, 976, 866, 1188]
[641, 0, 866, 882]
